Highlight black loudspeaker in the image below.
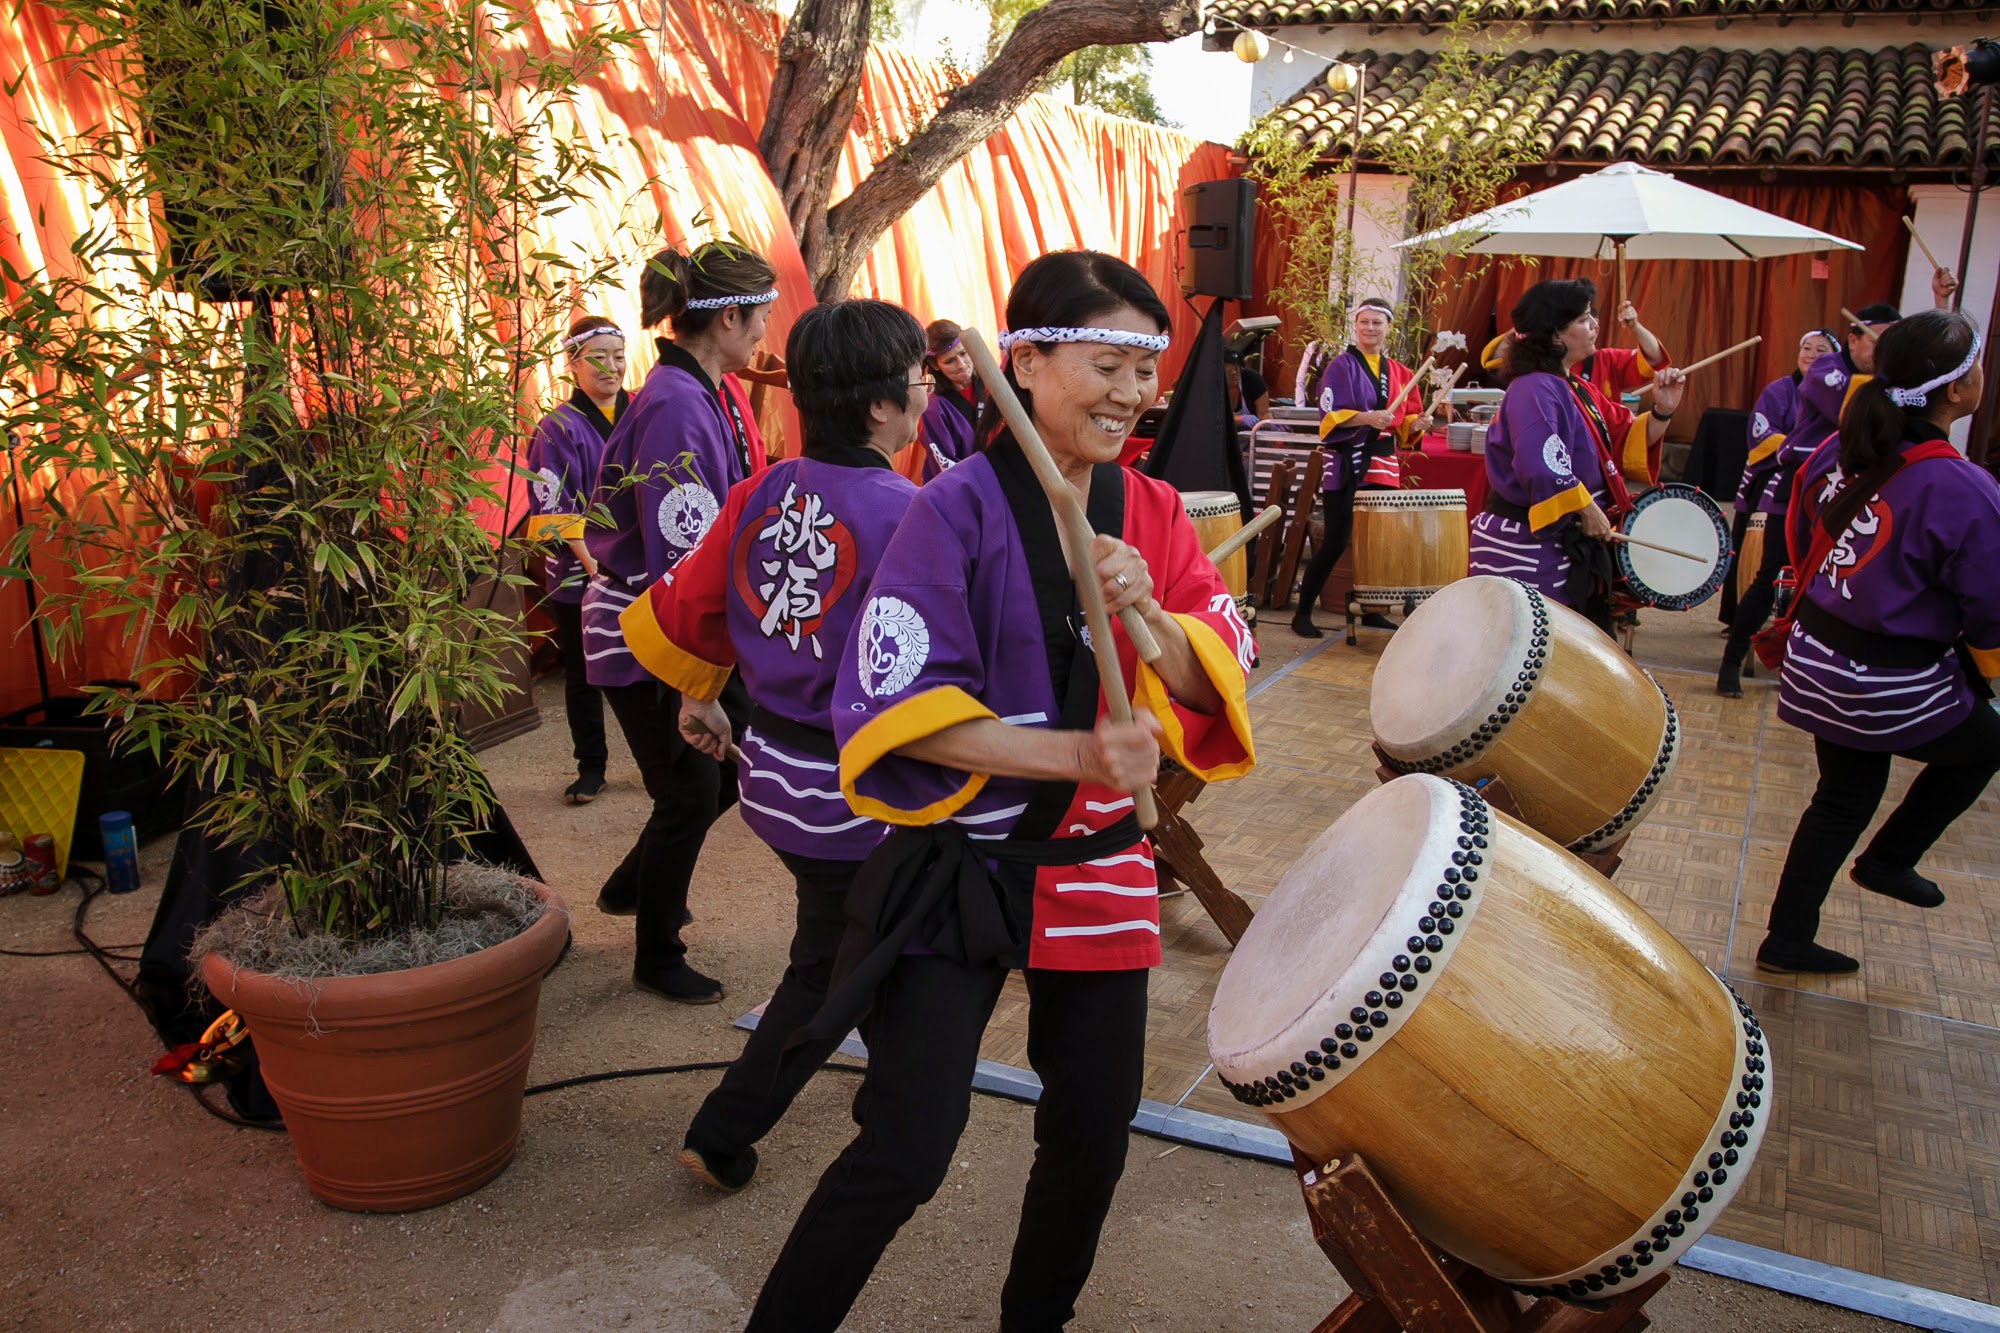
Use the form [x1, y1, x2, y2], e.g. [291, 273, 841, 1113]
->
[1180, 179, 1257, 301]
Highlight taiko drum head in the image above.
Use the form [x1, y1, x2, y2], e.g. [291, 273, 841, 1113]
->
[1179, 490, 1241, 520]
[1617, 484, 1730, 609]
[1368, 575, 1536, 760]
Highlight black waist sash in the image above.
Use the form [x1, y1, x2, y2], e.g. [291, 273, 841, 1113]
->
[1794, 598, 1954, 670]
[746, 702, 837, 762]
[1481, 494, 1611, 615]
[1482, 494, 1530, 523]
[785, 815, 1143, 1059]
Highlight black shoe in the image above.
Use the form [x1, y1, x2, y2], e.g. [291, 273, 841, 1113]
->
[1852, 859, 1945, 909]
[634, 962, 725, 1004]
[595, 885, 638, 916]
[1715, 665, 1743, 699]
[1360, 612, 1398, 631]
[683, 906, 694, 926]
[677, 1142, 757, 1193]
[1291, 614, 1323, 640]
[1755, 934, 1859, 975]
[564, 773, 606, 805]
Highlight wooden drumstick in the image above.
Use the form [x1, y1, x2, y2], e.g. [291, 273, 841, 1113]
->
[1840, 307, 1865, 333]
[1205, 505, 1282, 566]
[1384, 355, 1436, 417]
[1609, 532, 1709, 563]
[1902, 215, 1951, 277]
[961, 328, 1161, 830]
[1424, 364, 1465, 418]
[1633, 336, 1761, 395]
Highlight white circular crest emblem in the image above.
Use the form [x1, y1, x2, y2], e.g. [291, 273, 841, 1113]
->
[532, 466, 561, 509]
[1751, 412, 1769, 440]
[857, 595, 931, 699]
[1318, 387, 1334, 413]
[1542, 433, 1573, 478]
[657, 483, 720, 549]
[1825, 369, 1846, 388]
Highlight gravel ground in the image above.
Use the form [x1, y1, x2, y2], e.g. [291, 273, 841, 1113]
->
[0, 672, 1909, 1332]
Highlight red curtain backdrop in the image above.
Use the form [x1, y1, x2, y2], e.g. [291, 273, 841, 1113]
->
[1246, 171, 1912, 428]
[0, 0, 1230, 716]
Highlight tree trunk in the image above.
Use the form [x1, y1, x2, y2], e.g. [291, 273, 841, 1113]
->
[758, 0, 1202, 301]
[757, 0, 874, 281]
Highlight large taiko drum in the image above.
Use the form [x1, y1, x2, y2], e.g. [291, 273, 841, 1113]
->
[1350, 489, 1468, 609]
[1736, 512, 1767, 602]
[1617, 483, 1730, 610]
[1207, 774, 1767, 1299]
[1181, 490, 1246, 597]
[1371, 575, 1676, 853]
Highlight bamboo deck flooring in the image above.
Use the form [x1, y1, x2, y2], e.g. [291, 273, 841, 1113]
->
[972, 610, 2000, 1304]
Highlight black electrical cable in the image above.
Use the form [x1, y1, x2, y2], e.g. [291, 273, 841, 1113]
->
[524, 1060, 869, 1097]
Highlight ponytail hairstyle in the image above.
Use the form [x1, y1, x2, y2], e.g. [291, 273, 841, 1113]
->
[1837, 309, 1980, 475]
[785, 299, 927, 455]
[638, 240, 778, 336]
[979, 249, 1170, 444]
[1500, 279, 1596, 383]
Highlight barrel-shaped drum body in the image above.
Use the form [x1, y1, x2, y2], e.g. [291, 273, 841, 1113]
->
[1207, 775, 1768, 1299]
[1737, 513, 1768, 602]
[1371, 575, 1677, 853]
[1350, 488, 1468, 607]
[1180, 490, 1246, 597]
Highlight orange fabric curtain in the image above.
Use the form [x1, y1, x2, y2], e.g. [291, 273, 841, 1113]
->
[0, 0, 1231, 716]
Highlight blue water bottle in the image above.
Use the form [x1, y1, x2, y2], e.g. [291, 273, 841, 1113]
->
[99, 811, 140, 894]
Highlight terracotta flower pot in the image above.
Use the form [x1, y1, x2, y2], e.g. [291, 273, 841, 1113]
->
[200, 884, 570, 1212]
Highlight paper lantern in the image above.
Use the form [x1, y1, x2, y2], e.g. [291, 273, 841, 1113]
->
[1324, 62, 1361, 94]
[1232, 31, 1269, 63]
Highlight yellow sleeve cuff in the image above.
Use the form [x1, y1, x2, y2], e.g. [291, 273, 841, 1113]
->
[840, 686, 996, 826]
[1620, 414, 1655, 487]
[1968, 643, 2000, 679]
[618, 597, 732, 701]
[1319, 409, 1359, 439]
[1133, 614, 1255, 783]
[1636, 349, 1667, 378]
[1528, 483, 1593, 532]
[1843, 375, 1870, 412]
[1745, 433, 1784, 468]
[527, 513, 584, 541]
[1481, 334, 1506, 373]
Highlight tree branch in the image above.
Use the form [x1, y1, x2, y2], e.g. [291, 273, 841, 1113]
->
[803, 0, 1202, 300]
[758, 0, 874, 275]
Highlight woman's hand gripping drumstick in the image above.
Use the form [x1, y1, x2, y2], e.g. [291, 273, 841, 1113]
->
[679, 695, 745, 765]
[961, 328, 1161, 830]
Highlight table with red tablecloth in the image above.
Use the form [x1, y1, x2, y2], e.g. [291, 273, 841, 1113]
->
[1400, 434, 1487, 519]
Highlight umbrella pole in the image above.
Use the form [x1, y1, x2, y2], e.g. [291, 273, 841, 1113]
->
[1615, 238, 1629, 341]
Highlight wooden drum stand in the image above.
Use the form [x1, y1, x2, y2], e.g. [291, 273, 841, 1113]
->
[1293, 1150, 1668, 1333]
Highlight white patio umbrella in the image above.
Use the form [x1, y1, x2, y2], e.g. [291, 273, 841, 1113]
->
[1396, 161, 1862, 313]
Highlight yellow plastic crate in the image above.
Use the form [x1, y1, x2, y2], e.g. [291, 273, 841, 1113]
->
[0, 747, 87, 879]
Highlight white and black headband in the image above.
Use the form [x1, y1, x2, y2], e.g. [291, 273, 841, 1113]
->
[562, 326, 624, 355]
[1888, 336, 1982, 408]
[997, 326, 1170, 354]
[684, 288, 779, 312]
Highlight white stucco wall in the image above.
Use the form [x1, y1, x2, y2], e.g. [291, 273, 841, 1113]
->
[1901, 184, 2000, 451]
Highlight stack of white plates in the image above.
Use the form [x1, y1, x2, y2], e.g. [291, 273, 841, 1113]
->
[1470, 425, 1489, 456]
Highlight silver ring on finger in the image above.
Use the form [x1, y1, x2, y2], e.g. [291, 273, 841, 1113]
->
[1114, 574, 1130, 591]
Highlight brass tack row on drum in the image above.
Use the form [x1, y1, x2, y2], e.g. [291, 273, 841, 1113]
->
[1370, 576, 1678, 853]
[1207, 774, 1768, 1300]
[1350, 488, 1468, 611]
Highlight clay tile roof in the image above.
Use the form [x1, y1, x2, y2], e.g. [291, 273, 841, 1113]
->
[1215, 0, 1988, 29]
[1267, 45, 2000, 170]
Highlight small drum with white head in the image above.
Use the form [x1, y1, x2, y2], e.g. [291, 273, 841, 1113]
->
[1616, 484, 1730, 610]
[1180, 490, 1246, 598]
[1735, 512, 1767, 602]
[1350, 488, 1468, 610]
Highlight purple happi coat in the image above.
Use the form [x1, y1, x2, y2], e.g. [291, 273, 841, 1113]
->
[582, 340, 753, 687]
[1468, 371, 1610, 609]
[1779, 422, 2000, 751]
[528, 389, 627, 603]
[832, 440, 1256, 972]
[1761, 350, 1863, 519]
[1736, 374, 1800, 516]
[1313, 347, 1413, 491]
[621, 447, 917, 859]
[916, 385, 979, 482]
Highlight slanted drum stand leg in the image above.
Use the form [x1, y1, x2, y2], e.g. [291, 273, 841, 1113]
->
[1149, 763, 1255, 945]
[1292, 1150, 1669, 1333]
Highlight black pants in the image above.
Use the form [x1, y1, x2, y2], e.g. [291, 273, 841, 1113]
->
[601, 680, 738, 972]
[1723, 513, 1789, 663]
[546, 598, 608, 779]
[1294, 482, 1358, 616]
[746, 960, 1150, 1333]
[683, 850, 859, 1159]
[1717, 510, 1751, 625]
[1768, 702, 2000, 942]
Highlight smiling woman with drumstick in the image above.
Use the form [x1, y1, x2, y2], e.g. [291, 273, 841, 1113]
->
[1469, 279, 1685, 633]
[743, 250, 1256, 1333]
